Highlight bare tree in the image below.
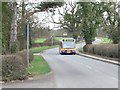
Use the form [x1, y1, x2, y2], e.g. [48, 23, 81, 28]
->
[48, 1, 80, 38]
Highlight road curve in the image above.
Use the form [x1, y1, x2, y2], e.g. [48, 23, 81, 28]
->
[41, 46, 118, 88]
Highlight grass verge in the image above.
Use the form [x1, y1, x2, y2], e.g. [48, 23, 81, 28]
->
[101, 38, 112, 44]
[31, 46, 57, 53]
[27, 55, 51, 76]
[28, 46, 57, 76]
[33, 38, 47, 43]
[55, 37, 68, 41]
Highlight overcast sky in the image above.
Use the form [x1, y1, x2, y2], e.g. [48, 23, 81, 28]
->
[20, 0, 120, 30]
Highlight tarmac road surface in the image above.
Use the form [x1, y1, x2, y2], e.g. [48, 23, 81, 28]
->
[2, 38, 118, 88]
[41, 47, 118, 88]
[41, 38, 118, 88]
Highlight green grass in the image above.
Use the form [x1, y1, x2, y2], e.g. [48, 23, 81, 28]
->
[55, 37, 67, 41]
[27, 55, 51, 76]
[33, 38, 47, 43]
[31, 46, 56, 53]
[101, 38, 113, 44]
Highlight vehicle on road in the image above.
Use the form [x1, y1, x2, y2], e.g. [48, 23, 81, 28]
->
[59, 38, 76, 55]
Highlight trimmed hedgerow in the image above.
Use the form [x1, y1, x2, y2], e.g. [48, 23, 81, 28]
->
[1, 55, 27, 81]
[106, 44, 118, 58]
[32, 38, 60, 47]
[86, 44, 118, 58]
[16, 50, 34, 67]
[85, 44, 94, 53]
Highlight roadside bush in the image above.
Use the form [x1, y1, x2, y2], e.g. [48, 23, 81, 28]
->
[42, 38, 59, 46]
[106, 44, 118, 58]
[118, 43, 120, 59]
[32, 43, 43, 47]
[32, 38, 60, 47]
[94, 44, 108, 56]
[83, 44, 91, 52]
[84, 44, 94, 53]
[43, 38, 53, 46]
[86, 44, 118, 58]
[16, 50, 34, 67]
[0, 55, 2, 80]
[1, 55, 27, 81]
[53, 39, 60, 45]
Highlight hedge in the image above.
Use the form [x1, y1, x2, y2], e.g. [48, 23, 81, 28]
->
[85, 44, 118, 58]
[83, 44, 94, 53]
[32, 38, 60, 47]
[16, 50, 34, 67]
[1, 55, 27, 81]
[0, 50, 34, 81]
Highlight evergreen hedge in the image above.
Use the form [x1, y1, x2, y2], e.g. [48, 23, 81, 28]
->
[85, 44, 118, 58]
[1, 55, 27, 81]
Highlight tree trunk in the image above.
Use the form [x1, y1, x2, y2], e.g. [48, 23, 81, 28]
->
[83, 38, 93, 52]
[18, 0, 27, 51]
[9, 2, 18, 53]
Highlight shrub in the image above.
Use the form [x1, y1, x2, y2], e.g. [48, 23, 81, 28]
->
[94, 44, 108, 56]
[16, 50, 34, 67]
[93, 45, 101, 55]
[83, 44, 91, 52]
[106, 44, 118, 58]
[32, 38, 60, 47]
[83, 44, 96, 53]
[101, 45, 109, 56]
[1, 55, 27, 81]
[53, 39, 60, 45]
[87, 44, 119, 58]
[118, 43, 120, 59]
[43, 38, 59, 46]
[85, 44, 94, 53]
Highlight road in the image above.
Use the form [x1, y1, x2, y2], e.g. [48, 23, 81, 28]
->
[3, 38, 118, 88]
[40, 38, 118, 88]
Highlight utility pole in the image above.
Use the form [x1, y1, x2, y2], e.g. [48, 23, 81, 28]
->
[27, 24, 30, 67]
